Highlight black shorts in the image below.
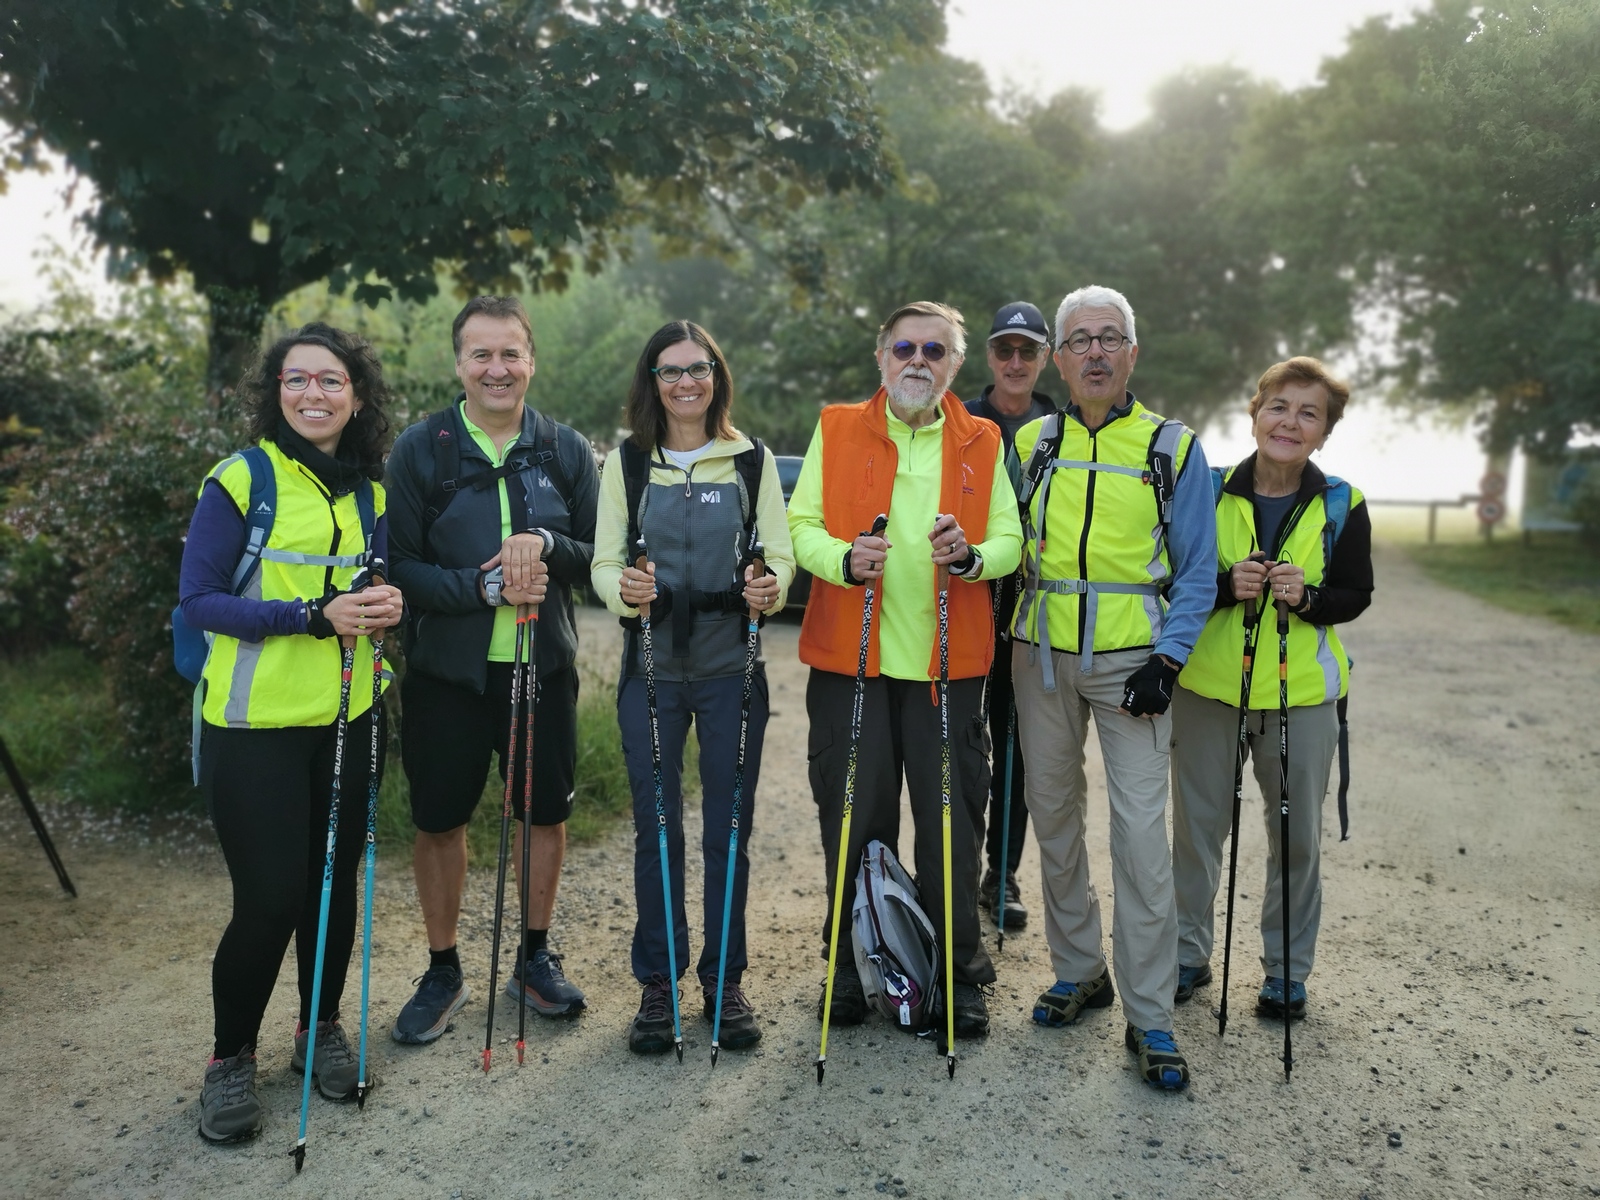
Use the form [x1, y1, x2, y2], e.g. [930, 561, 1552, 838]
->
[400, 662, 578, 833]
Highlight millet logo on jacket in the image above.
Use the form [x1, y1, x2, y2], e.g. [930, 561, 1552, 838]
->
[700, 491, 722, 504]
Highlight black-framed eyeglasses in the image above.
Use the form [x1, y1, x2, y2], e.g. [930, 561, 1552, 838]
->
[1063, 329, 1128, 355]
[652, 360, 717, 383]
[889, 340, 948, 362]
[279, 369, 350, 392]
[990, 341, 1047, 362]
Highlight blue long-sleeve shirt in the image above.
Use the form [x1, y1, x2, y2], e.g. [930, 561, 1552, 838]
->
[178, 477, 390, 642]
[1151, 431, 1216, 665]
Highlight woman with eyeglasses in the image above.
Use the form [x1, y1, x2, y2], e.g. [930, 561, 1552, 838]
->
[178, 322, 403, 1142]
[590, 320, 795, 1056]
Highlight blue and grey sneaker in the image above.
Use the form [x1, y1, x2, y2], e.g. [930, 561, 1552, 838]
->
[1256, 976, 1308, 1019]
[1032, 970, 1115, 1027]
[391, 964, 470, 1044]
[1175, 962, 1213, 1004]
[505, 948, 586, 1018]
[1125, 1024, 1189, 1090]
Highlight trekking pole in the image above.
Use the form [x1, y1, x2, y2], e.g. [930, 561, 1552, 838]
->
[995, 698, 1017, 952]
[636, 538, 684, 1063]
[482, 611, 529, 1074]
[293, 636, 356, 1173]
[0, 732, 76, 897]
[935, 560, 956, 1080]
[1335, 694, 1351, 841]
[1275, 594, 1295, 1080]
[712, 541, 765, 1067]
[515, 603, 539, 1067]
[355, 567, 387, 1110]
[1217, 562, 1266, 1038]
[818, 513, 887, 1086]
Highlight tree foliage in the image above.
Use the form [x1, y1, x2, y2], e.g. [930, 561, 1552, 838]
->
[1, 0, 941, 401]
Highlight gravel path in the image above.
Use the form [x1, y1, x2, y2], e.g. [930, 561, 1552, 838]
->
[0, 544, 1596, 1199]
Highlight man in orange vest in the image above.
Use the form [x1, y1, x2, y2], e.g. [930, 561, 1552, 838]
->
[788, 300, 1023, 1040]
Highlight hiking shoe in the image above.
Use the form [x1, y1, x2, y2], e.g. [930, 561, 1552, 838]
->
[392, 964, 470, 1044]
[629, 975, 679, 1055]
[505, 949, 587, 1018]
[949, 982, 991, 1039]
[816, 963, 868, 1026]
[1125, 1024, 1189, 1090]
[292, 1019, 369, 1102]
[702, 980, 762, 1051]
[198, 1047, 261, 1143]
[1256, 976, 1308, 1020]
[980, 868, 1029, 930]
[1032, 970, 1115, 1027]
[1175, 962, 1213, 1004]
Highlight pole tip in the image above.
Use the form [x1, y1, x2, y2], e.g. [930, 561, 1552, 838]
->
[516, 1040, 525, 1066]
[356, 1084, 367, 1111]
[997, 931, 1005, 953]
[292, 1144, 306, 1173]
[710, 1044, 720, 1069]
[481, 1048, 492, 1074]
[815, 1060, 825, 1085]
[675, 1040, 683, 1064]
[946, 1055, 955, 1080]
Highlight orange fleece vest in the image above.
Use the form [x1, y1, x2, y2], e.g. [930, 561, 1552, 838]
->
[798, 389, 998, 680]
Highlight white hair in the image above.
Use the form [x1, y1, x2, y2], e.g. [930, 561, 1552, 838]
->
[1054, 285, 1137, 347]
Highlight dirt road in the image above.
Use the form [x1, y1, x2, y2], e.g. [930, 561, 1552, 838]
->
[1, 544, 1596, 1199]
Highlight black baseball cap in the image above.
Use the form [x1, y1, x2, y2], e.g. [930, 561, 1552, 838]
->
[987, 301, 1050, 345]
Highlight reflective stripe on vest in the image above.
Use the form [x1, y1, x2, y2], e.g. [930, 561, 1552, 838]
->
[1178, 470, 1363, 708]
[1011, 403, 1191, 691]
[200, 439, 388, 728]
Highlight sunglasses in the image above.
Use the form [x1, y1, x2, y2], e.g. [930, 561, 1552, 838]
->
[990, 341, 1047, 362]
[888, 340, 948, 362]
[652, 360, 717, 384]
[279, 370, 350, 392]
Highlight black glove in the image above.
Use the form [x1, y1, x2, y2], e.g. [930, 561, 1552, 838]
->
[1121, 654, 1180, 717]
[305, 595, 337, 639]
[646, 580, 674, 618]
[349, 557, 387, 593]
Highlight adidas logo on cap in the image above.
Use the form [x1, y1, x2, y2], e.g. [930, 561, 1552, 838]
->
[1007, 312, 1028, 325]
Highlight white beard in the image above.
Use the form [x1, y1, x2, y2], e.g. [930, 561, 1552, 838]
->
[885, 368, 939, 414]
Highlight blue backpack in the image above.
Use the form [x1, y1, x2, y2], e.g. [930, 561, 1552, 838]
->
[1209, 465, 1350, 565]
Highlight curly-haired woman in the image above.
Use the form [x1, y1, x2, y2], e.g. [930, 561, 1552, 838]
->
[177, 323, 403, 1142]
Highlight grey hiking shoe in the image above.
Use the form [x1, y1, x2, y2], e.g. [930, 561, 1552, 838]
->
[629, 975, 679, 1055]
[980, 867, 1029, 930]
[199, 1047, 261, 1143]
[293, 1019, 370, 1102]
[392, 964, 470, 1044]
[702, 979, 762, 1051]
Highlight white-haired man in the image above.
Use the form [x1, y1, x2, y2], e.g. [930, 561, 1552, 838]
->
[1009, 285, 1216, 1089]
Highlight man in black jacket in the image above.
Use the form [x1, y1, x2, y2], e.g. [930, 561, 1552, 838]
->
[964, 301, 1057, 932]
[386, 296, 600, 1043]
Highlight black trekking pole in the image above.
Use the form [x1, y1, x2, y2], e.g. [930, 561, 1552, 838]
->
[1216, 580, 1266, 1038]
[356, 565, 387, 1110]
[1335, 694, 1351, 841]
[988, 573, 1017, 952]
[818, 513, 887, 1085]
[482, 611, 529, 1074]
[0, 733, 75, 897]
[712, 541, 766, 1067]
[935, 560, 956, 1081]
[636, 538, 685, 1062]
[515, 603, 539, 1067]
[293, 636, 356, 1172]
[1274, 595, 1295, 1080]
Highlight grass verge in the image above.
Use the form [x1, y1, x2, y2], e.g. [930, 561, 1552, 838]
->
[1410, 533, 1600, 634]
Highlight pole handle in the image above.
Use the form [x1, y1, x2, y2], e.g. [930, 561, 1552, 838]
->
[633, 538, 652, 620]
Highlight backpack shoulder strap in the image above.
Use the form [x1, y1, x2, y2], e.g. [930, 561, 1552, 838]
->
[1017, 411, 1064, 512]
[531, 409, 576, 513]
[354, 477, 376, 558]
[229, 446, 277, 595]
[1322, 476, 1351, 565]
[421, 406, 461, 536]
[1210, 464, 1228, 506]
[1145, 418, 1189, 533]
[734, 438, 765, 549]
[621, 438, 652, 556]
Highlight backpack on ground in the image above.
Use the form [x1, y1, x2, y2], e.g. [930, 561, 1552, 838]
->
[851, 839, 941, 1032]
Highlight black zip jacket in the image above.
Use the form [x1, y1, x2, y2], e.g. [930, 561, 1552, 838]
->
[1213, 453, 1373, 626]
[385, 402, 599, 691]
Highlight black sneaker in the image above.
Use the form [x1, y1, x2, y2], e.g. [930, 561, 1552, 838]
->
[980, 868, 1028, 930]
[292, 1019, 370, 1102]
[702, 979, 762, 1051]
[391, 964, 470, 1045]
[199, 1047, 261, 1143]
[1175, 962, 1213, 1004]
[629, 975, 679, 1055]
[505, 949, 587, 1018]
[949, 982, 991, 1039]
[816, 962, 868, 1026]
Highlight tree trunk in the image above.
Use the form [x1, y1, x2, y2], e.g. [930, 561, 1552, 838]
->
[204, 284, 270, 418]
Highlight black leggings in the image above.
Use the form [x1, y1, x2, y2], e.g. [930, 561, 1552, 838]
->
[201, 709, 383, 1058]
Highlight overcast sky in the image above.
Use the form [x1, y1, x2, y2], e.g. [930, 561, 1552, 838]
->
[0, 0, 1498, 506]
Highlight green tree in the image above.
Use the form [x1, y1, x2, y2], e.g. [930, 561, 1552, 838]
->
[1, 0, 941, 406]
[1240, 0, 1600, 453]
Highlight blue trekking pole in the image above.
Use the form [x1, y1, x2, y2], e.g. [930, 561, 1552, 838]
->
[292, 637, 356, 1173]
[355, 566, 387, 1110]
[712, 541, 766, 1067]
[636, 538, 684, 1062]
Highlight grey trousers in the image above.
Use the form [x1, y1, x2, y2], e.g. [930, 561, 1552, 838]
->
[1012, 641, 1177, 1034]
[1170, 685, 1338, 982]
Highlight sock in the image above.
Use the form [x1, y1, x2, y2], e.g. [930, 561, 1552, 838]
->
[524, 928, 549, 957]
[430, 945, 461, 973]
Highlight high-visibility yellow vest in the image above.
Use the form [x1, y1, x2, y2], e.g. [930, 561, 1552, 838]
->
[1179, 467, 1363, 708]
[200, 439, 390, 728]
[1012, 400, 1194, 688]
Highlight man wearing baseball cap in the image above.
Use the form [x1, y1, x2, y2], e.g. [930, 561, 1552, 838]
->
[964, 301, 1057, 932]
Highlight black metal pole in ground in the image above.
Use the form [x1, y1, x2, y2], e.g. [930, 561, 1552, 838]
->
[0, 731, 76, 897]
